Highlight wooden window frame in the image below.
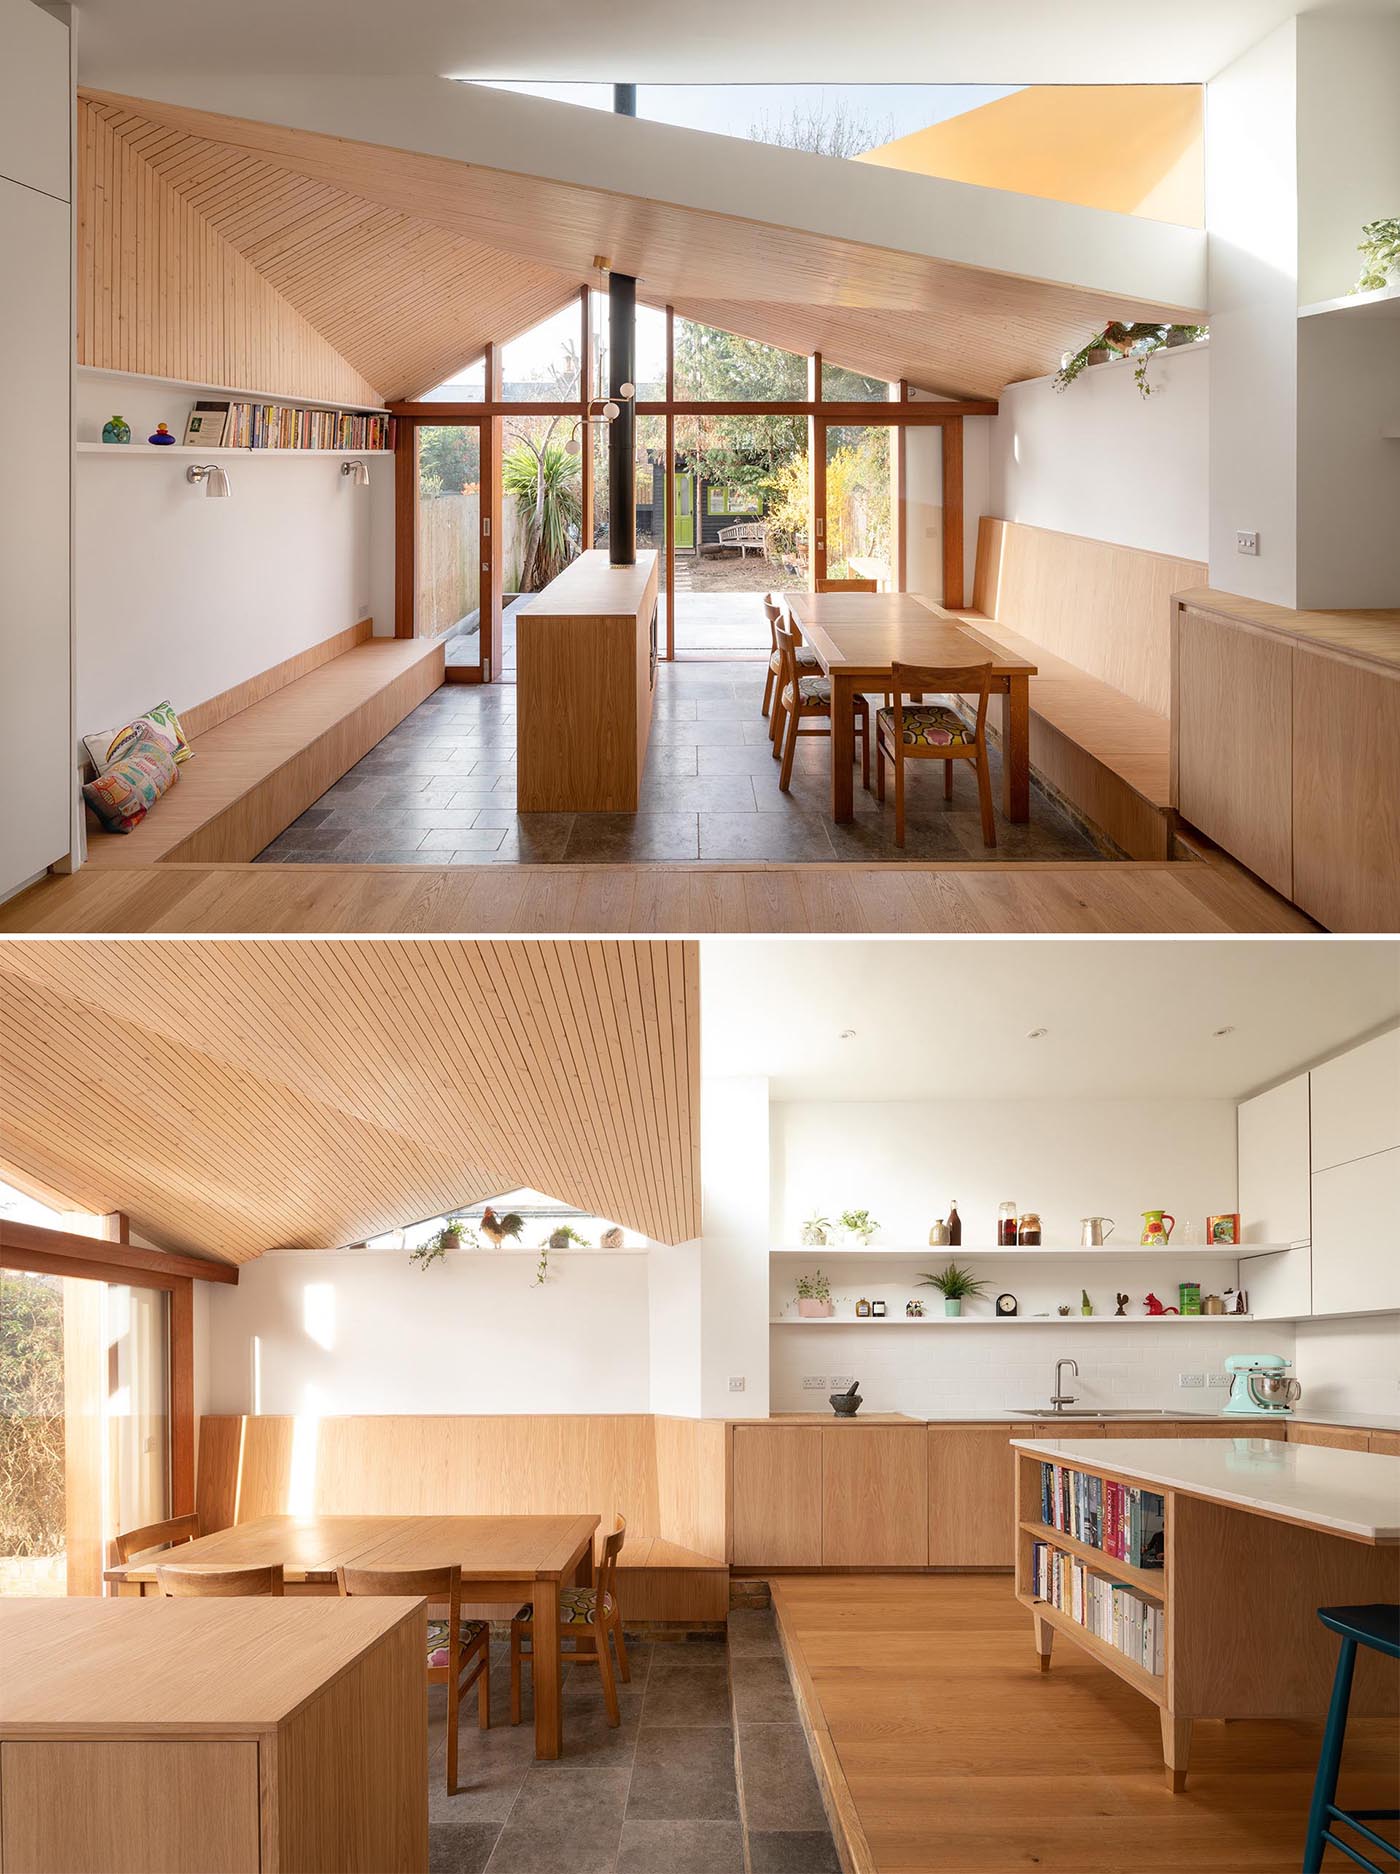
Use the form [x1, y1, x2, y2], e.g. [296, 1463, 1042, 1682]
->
[391, 299, 995, 659]
[1, 1218, 235, 1588]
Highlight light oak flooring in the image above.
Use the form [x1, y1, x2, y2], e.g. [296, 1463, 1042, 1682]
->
[770, 1575, 1399, 1874]
[0, 857, 1314, 934]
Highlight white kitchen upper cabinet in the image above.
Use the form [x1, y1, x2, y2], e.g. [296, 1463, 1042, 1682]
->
[1310, 1148, 1400, 1316]
[1310, 1031, 1400, 1174]
[0, 0, 70, 201]
[1237, 1072, 1311, 1245]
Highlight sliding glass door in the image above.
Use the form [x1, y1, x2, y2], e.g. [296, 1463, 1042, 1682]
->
[415, 423, 487, 679]
[0, 1267, 169, 1597]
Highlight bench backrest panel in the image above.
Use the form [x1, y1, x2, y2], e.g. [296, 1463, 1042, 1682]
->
[973, 518, 1205, 717]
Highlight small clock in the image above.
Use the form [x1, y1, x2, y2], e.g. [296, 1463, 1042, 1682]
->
[996, 1292, 1018, 1317]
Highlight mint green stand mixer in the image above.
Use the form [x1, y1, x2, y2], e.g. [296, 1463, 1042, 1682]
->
[1222, 1352, 1302, 1416]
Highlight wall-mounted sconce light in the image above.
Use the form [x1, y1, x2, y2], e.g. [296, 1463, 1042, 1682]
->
[341, 459, 370, 487]
[564, 382, 637, 458]
[186, 463, 231, 497]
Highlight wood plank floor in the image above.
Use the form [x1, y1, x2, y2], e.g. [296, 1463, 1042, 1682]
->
[770, 1575, 1398, 1874]
[0, 859, 1315, 934]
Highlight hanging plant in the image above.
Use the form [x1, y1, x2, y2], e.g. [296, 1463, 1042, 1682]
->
[1352, 218, 1400, 293]
[409, 1217, 479, 1269]
[1054, 323, 1207, 399]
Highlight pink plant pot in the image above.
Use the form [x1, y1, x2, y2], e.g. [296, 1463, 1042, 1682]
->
[797, 1298, 834, 1318]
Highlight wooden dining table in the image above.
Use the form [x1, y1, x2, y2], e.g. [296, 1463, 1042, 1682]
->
[105, 1511, 599, 1762]
[781, 590, 1038, 824]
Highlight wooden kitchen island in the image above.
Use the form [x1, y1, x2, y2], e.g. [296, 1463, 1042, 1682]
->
[516, 549, 659, 812]
[0, 1595, 428, 1873]
[1013, 1435, 1400, 1790]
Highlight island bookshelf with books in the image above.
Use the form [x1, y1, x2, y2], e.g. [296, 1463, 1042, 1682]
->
[1011, 1436, 1400, 1793]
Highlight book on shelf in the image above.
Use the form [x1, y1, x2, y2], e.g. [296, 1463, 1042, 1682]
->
[183, 400, 229, 447]
[1031, 1540, 1165, 1675]
[1039, 1461, 1164, 1570]
[206, 401, 393, 452]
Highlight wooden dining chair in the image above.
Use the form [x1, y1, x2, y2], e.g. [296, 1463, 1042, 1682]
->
[111, 1513, 201, 1566]
[815, 576, 879, 593]
[157, 1563, 284, 1597]
[875, 660, 996, 848]
[772, 619, 869, 795]
[761, 593, 820, 736]
[510, 1515, 631, 1729]
[338, 1563, 489, 1794]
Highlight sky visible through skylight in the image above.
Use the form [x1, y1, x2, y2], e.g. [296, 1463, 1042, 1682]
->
[469, 81, 1022, 146]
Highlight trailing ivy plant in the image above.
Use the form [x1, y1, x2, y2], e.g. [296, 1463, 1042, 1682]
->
[1054, 323, 1207, 399]
[409, 1216, 479, 1269]
[1352, 218, 1400, 294]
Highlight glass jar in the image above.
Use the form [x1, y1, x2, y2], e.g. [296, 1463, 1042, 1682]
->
[998, 1201, 1018, 1246]
[1017, 1212, 1042, 1246]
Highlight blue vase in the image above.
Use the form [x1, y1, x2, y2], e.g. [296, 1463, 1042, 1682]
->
[102, 416, 131, 445]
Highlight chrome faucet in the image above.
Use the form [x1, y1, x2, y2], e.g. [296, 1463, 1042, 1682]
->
[1050, 1357, 1080, 1410]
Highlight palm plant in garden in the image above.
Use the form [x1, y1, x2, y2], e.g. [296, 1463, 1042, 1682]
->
[503, 426, 583, 590]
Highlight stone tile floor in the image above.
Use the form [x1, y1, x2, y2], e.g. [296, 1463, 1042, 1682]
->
[427, 1610, 840, 1874]
[259, 658, 1102, 866]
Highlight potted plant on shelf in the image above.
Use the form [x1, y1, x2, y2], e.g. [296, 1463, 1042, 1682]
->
[1054, 322, 1206, 398]
[919, 1262, 988, 1318]
[1351, 217, 1400, 293]
[795, 1270, 835, 1317]
[838, 1208, 880, 1246]
[547, 1224, 589, 1251]
[409, 1216, 479, 1269]
[800, 1213, 831, 1247]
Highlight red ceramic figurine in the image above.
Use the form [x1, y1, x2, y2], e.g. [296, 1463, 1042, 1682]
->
[1143, 1291, 1180, 1316]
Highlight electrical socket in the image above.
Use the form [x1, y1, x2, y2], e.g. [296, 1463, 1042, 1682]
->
[1236, 530, 1259, 556]
[1207, 1372, 1230, 1389]
[802, 1375, 826, 1390]
[829, 1374, 854, 1391]
[728, 1377, 746, 1393]
[1178, 1372, 1206, 1388]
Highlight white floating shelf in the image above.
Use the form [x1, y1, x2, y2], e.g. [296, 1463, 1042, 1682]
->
[770, 1314, 1255, 1326]
[1298, 281, 1400, 321]
[77, 362, 390, 413]
[771, 1244, 1270, 1260]
[77, 443, 390, 458]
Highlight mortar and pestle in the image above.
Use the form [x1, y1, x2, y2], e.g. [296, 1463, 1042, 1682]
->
[829, 1379, 863, 1416]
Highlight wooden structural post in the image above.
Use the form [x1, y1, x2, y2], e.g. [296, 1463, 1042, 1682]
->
[941, 416, 965, 609]
[808, 352, 825, 588]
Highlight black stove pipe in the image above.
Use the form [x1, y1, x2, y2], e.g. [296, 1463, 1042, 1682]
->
[608, 85, 637, 567]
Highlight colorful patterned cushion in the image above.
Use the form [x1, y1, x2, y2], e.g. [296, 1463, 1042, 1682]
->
[515, 1588, 615, 1626]
[81, 735, 179, 833]
[426, 1617, 487, 1669]
[780, 675, 831, 710]
[877, 703, 974, 747]
[769, 647, 820, 674]
[84, 701, 192, 776]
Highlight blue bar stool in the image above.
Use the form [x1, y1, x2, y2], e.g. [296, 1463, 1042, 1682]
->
[1303, 1605, 1399, 1874]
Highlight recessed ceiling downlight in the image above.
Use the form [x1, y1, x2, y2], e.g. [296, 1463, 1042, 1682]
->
[1212, 1025, 1237, 1038]
[839, 1029, 857, 1040]
[1027, 1027, 1048, 1040]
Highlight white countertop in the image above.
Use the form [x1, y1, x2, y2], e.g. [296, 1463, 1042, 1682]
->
[1011, 1435, 1400, 1543]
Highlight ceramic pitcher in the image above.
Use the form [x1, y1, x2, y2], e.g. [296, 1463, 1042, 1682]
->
[1140, 1209, 1175, 1245]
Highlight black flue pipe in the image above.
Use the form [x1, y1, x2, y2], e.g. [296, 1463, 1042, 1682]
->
[608, 269, 637, 567]
[608, 84, 637, 566]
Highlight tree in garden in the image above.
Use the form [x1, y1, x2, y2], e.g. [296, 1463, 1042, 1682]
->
[417, 426, 477, 497]
[748, 100, 896, 159]
[502, 418, 583, 591]
[0, 1272, 65, 1559]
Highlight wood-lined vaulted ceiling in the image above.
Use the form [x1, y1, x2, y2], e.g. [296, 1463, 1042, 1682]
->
[81, 91, 1196, 402]
[0, 941, 700, 1260]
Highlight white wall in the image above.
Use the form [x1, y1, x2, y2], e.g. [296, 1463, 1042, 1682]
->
[1292, 1314, 1400, 1423]
[771, 1097, 1237, 1248]
[648, 1237, 702, 1417]
[75, 371, 394, 738]
[699, 1076, 771, 1419]
[1204, 18, 1299, 605]
[986, 343, 1209, 562]
[1295, 10, 1400, 309]
[206, 1246, 652, 1417]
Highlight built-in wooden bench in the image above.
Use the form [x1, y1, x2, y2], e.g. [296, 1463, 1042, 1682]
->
[196, 1413, 730, 1624]
[83, 621, 444, 866]
[948, 519, 1206, 858]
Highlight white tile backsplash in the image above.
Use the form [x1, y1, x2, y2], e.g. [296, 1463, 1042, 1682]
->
[769, 1319, 1297, 1416]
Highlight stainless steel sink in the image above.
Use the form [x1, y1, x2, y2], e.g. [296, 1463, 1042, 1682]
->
[1009, 1406, 1199, 1418]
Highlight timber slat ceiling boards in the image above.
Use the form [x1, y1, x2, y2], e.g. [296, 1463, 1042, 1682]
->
[79, 91, 1195, 400]
[0, 941, 700, 1259]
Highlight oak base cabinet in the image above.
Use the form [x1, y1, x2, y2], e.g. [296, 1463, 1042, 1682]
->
[822, 1426, 928, 1565]
[731, 1425, 822, 1567]
[928, 1426, 1031, 1566]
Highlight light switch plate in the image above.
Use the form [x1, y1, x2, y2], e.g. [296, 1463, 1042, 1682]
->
[1236, 531, 1259, 556]
[728, 1376, 746, 1393]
